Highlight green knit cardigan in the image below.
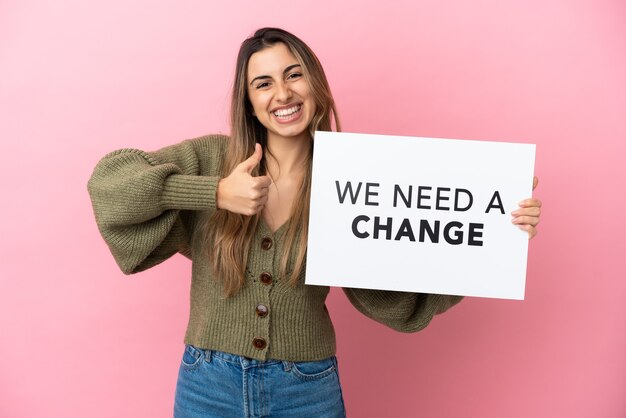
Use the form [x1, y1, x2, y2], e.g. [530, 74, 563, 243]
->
[87, 134, 463, 361]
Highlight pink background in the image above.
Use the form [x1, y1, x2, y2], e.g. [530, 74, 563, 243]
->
[1, 0, 625, 417]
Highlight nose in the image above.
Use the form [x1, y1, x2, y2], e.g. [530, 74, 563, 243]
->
[275, 80, 293, 102]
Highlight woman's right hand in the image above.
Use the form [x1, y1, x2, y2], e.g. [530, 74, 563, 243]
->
[216, 144, 272, 215]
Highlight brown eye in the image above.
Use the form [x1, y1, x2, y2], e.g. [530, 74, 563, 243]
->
[287, 72, 302, 80]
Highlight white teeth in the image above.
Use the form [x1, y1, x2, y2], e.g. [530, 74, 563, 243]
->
[273, 104, 301, 117]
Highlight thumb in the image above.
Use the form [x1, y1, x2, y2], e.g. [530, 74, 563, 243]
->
[532, 176, 539, 191]
[239, 143, 263, 174]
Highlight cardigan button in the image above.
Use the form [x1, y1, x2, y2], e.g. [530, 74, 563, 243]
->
[261, 237, 273, 250]
[256, 304, 269, 317]
[252, 337, 267, 350]
[259, 272, 273, 285]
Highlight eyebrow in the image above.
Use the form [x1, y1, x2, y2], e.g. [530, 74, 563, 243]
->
[249, 64, 302, 86]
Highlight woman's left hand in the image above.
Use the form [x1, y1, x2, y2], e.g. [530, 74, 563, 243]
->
[511, 176, 542, 239]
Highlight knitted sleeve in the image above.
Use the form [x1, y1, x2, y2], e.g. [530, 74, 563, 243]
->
[342, 288, 463, 333]
[87, 134, 227, 274]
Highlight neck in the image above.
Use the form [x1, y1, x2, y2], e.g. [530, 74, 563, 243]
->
[265, 131, 310, 180]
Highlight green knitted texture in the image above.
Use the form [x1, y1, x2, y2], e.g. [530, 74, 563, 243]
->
[87, 134, 463, 361]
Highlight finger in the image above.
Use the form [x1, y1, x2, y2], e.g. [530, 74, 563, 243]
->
[517, 224, 538, 239]
[254, 175, 272, 188]
[257, 194, 269, 206]
[511, 206, 541, 217]
[243, 206, 259, 216]
[246, 200, 263, 215]
[249, 186, 270, 201]
[533, 176, 539, 191]
[512, 216, 540, 226]
[518, 198, 542, 208]
[239, 143, 263, 173]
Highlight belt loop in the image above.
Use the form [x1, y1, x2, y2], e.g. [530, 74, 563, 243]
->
[282, 361, 292, 372]
[204, 349, 212, 363]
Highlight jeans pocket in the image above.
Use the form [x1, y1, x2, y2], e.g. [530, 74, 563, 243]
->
[180, 344, 204, 371]
[290, 357, 336, 381]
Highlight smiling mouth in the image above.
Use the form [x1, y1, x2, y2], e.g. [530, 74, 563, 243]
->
[272, 104, 302, 122]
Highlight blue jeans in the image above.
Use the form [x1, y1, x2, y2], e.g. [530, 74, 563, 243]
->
[174, 345, 346, 417]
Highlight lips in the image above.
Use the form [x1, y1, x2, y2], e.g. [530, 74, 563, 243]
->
[271, 103, 303, 123]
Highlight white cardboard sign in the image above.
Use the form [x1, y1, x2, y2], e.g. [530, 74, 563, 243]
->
[305, 131, 536, 300]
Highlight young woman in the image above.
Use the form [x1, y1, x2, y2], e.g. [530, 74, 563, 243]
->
[87, 27, 542, 418]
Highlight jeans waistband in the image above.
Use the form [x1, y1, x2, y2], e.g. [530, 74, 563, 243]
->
[185, 344, 336, 371]
[209, 349, 283, 368]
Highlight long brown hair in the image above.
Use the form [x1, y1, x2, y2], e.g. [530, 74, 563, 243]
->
[204, 27, 341, 296]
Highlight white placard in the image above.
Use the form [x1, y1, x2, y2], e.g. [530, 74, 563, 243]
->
[305, 131, 536, 300]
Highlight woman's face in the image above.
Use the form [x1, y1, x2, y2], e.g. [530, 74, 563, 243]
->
[247, 42, 317, 142]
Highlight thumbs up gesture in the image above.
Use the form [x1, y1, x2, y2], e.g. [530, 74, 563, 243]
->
[217, 144, 272, 216]
[511, 176, 542, 239]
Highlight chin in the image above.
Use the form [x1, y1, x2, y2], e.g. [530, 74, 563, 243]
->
[270, 122, 311, 139]
[280, 127, 310, 139]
